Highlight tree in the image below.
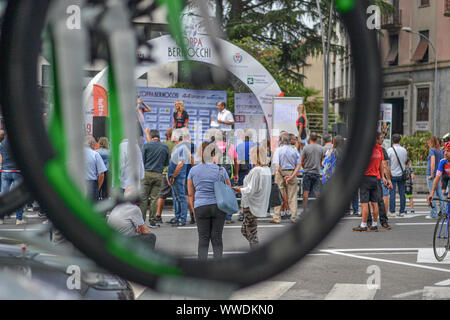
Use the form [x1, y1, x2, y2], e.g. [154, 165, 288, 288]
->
[212, 0, 394, 83]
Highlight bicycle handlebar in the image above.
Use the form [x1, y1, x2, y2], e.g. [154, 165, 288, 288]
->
[429, 197, 450, 208]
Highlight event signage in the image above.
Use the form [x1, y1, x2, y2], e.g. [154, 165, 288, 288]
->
[379, 103, 393, 148]
[272, 97, 304, 136]
[83, 35, 281, 137]
[234, 93, 267, 138]
[137, 87, 226, 143]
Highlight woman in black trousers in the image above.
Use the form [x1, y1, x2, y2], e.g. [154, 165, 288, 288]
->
[187, 141, 231, 260]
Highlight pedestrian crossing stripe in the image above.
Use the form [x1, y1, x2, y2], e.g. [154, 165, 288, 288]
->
[423, 287, 450, 300]
[417, 248, 450, 264]
[130, 280, 296, 300]
[230, 281, 296, 300]
[325, 284, 377, 300]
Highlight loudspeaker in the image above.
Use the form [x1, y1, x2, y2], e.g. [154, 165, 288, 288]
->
[93, 116, 107, 140]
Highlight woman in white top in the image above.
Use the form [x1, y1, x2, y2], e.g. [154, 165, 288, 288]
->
[232, 145, 272, 249]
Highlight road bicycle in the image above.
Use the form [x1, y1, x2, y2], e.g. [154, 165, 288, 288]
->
[431, 198, 450, 262]
[0, 0, 383, 297]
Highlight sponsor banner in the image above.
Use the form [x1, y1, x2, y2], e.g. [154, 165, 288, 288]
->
[272, 97, 304, 136]
[235, 93, 264, 116]
[84, 35, 282, 138]
[137, 87, 226, 142]
[93, 84, 108, 117]
[135, 35, 281, 130]
[379, 104, 393, 148]
[234, 93, 267, 146]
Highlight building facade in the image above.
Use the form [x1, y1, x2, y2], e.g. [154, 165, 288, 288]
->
[380, 0, 450, 137]
[329, 0, 450, 138]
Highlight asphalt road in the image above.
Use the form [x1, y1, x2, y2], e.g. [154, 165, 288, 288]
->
[1, 195, 450, 300]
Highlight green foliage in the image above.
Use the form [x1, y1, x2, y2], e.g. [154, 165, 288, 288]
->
[220, 0, 394, 83]
[401, 131, 432, 163]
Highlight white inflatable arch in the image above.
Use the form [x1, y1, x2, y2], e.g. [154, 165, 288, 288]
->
[83, 34, 282, 134]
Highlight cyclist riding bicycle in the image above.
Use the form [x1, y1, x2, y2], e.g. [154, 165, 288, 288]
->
[442, 133, 450, 196]
[427, 141, 450, 213]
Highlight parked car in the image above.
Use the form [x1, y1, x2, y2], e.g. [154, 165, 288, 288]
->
[0, 243, 134, 300]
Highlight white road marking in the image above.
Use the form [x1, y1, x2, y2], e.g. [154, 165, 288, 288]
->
[423, 286, 450, 300]
[323, 248, 419, 252]
[322, 249, 450, 273]
[129, 282, 147, 299]
[230, 281, 296, 300]
[396, 223, 436, 226]
[417, 248, 450, 264]
[176, 225, 285, 230]
[0, 229, 41, 232]
[325, 284, 377, 300]
[392, 289, 425, 299]
[434, 279, 450, 286]
[357, 252, 417, 256]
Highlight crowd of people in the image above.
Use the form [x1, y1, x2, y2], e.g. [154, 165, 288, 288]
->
[0, 99, 449, 261]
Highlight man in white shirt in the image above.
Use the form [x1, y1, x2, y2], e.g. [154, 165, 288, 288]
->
[387, 134, 408, 216]
[215, 101, 234, 132]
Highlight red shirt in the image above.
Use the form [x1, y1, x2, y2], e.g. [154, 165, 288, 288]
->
[365, 144, 384, 178]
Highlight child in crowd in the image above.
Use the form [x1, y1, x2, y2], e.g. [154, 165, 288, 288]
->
[405, 159, 415, 214]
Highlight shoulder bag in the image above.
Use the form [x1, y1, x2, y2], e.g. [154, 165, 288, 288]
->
[269, 182, 283, 208]
[392, 146, 409, 181]
[214, 167, 239, 215]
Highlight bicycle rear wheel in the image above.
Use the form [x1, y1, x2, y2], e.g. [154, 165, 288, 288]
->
[433, 215, 450, 262]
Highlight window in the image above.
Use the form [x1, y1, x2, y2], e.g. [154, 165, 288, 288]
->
[386, 34, 399, 66]
[419, 0, 430, 7]
[412, 30, 429, 63]
[416, 87, 429, 122]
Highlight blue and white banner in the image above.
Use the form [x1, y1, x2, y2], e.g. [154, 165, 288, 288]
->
[137, 87, 227, 143]
[234, 93, 267, 136]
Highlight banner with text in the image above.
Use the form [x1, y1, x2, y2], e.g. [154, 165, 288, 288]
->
[378, 103, 393, 149]
[137, 87, 226, 143]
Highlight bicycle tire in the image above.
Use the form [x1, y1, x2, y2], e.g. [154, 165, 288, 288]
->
[433, 215, 450, 262]
[0, 0, 382, 293]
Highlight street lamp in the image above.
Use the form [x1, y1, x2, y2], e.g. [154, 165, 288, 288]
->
[401, 27, 439, 136]
[316, 0, 334, 137]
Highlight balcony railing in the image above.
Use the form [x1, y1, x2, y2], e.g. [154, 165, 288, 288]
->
[329, 85, 353, 102]
[381, 9, 402, 30]
[445, 0, 450, 17]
